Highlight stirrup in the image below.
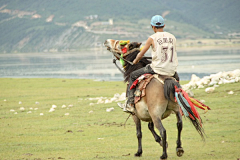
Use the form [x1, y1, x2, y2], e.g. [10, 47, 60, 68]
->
[126, 103, 135, 113]
[117, 102, 135, 114]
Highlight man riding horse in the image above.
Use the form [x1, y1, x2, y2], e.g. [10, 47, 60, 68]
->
[104, 15, 210, 160]
[118, 15, 179, 114]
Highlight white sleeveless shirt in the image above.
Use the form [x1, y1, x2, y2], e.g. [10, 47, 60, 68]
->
[149, 32, 178, 76]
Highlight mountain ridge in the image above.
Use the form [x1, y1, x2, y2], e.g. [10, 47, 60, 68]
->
[0, 0, 239, 53]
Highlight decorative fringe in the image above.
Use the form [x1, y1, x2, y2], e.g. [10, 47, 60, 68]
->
[175, 92, 189, 117]
[174, 86, 209, 140]
[119, 40, 130, 46]
[189, 97, 211, 112]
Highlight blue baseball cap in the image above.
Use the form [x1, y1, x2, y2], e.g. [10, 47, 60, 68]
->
[150, 15, 164, 27]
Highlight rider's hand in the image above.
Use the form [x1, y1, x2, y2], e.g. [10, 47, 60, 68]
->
[133, 59, 139, 64]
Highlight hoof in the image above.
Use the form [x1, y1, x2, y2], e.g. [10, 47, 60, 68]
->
[160, 155, 167, 160]
[134, 151, 142, 157]
[176, 147, 184, 157]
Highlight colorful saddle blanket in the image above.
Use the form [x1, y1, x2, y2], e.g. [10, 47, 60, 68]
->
[130, 74, 173, 103]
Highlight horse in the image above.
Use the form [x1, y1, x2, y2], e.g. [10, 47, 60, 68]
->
[104, 39, 206, 160]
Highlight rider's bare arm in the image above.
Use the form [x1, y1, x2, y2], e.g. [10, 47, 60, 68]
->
[133, 37, 153, 64]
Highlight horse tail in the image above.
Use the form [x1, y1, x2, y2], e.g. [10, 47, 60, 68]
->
[164, 78, 206, 140]
[176, 92, 206, 140]
[163, 78, 181, 100]
[175, 87, 206, 140]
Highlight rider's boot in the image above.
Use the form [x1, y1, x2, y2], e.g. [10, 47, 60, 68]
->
[117, 89, 135, 114]
[117, 100, 135, 114]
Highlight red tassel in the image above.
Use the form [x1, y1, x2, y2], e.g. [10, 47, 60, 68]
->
[188, 113, 195, 120]
[121, 47, 127, 54]
[130, 79, 139, 90]
[182, 90, 202, 126]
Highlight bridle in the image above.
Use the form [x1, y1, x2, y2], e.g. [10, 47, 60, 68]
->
[113, 40, 119, 50]
[109, 40, 134, 74]
[109, 40, 136, 67]
[108, 41, 151, 74]
[111, 50, 134, 74]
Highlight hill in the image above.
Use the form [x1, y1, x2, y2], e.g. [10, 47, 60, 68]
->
[0, 0, 240, 53]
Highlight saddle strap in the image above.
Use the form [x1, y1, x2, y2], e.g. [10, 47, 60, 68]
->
[153, 74, 178, 84]
[153, 74, 164, 84]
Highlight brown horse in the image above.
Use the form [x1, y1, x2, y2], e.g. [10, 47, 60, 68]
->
[104, 39, 205, 160]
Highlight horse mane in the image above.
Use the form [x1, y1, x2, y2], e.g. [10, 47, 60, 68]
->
[123, 50, 151, 82]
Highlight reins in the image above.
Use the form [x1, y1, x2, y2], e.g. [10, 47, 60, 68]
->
[109, 45, 152, 75]
[110, 48, 144, 67]
[112, 51, 134, 65]
[124, 113, 132, 128]
[112, 58, 125, 74]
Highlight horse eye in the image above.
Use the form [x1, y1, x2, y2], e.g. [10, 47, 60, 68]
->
[129, 44, 133, 49]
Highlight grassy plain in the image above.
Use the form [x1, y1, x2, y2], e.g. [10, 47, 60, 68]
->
[0, 78, 239, 160]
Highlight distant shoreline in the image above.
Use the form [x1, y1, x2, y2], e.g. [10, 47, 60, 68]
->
[176, 38, 240, 52]
[177, 45, 240, 52]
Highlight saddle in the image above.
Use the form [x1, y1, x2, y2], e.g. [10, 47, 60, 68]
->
[130, 74, 175, 104]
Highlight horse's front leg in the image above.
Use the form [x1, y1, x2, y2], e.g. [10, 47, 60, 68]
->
[176, 111, 184, 157]
[148, 122, 161, 144]
[148, 122, 169, 148]
[132, 115, 142, 157]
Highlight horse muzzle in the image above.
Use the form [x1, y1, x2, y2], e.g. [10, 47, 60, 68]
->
[103, 40, 111, 50]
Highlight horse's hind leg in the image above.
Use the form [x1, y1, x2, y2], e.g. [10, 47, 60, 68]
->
[132, 115, 142, 157]
[176, 111, 184, 157]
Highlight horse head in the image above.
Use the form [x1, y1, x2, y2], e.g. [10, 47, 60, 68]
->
[104, 39, 150, 82]
[104, 39, 141, 59]
[104, 39, 121, 53]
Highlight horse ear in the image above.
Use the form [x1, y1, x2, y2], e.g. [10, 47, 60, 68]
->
[137, 43, 142, 48]
[128, 43, 133, 50]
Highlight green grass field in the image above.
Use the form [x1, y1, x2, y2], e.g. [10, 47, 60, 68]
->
[0, 78, 239, 160]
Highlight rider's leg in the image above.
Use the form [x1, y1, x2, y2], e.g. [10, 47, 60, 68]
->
[128, 66, 154, 101]
[125, 65, 155, 112]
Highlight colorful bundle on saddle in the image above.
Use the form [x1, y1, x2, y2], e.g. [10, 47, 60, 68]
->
[120, 54, 125, 66]
[119, 40, 130, 66]
[174, 86, 211, 127]
[119, 40, 130, 46]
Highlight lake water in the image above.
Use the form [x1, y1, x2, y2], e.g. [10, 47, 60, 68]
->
[0, 48, 240, 81]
